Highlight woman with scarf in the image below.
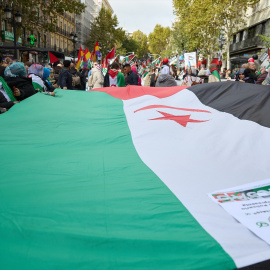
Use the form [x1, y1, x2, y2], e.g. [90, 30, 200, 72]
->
[235, 68, 246, 82]
[28, 64, 54, 95]
[4, 62, 36, 102]
[0, 76, 19, 111]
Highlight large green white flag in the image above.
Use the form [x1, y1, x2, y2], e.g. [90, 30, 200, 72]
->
[1, 86, 270, 270]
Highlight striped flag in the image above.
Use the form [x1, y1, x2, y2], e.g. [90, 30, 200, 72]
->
[76, 46, 84, 70]
[92, 42, 101, 62]
[1, 82, 270, 269]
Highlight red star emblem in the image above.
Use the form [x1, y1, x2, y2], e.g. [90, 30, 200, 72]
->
[150, 111, 209, 127]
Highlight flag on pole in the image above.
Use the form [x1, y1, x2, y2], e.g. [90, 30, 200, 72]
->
[82, 48, 92, 69]
[104, 46, 116, 67]
[125, 54, 135, 63]
[101, 59, 107, 76]
[76, 46, 84, 70]
[2, 82, 270, 269]
[47, 51, 59, 64]
[92, 42, 101, 62]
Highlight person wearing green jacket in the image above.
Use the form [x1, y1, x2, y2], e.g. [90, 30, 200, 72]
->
[103, 62, 125, 87]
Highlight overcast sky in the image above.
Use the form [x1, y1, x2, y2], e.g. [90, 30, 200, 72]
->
[108, 0, 175, 35]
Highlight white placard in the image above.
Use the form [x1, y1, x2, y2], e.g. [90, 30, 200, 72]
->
[184, 52, 197, 68]
[209, 179, 270, 245]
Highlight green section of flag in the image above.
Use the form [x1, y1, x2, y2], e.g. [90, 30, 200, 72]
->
[0, 90, 236, 270]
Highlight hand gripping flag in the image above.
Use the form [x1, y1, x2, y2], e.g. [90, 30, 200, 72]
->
[1, 82, 270, 269]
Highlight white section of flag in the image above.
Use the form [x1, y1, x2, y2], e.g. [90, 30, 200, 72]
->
[123, 89, 270, 268]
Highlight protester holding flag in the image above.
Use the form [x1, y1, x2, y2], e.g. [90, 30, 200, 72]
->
[88, 62, 104, 89]
[208, 63, 221, 83]
[181, 67, 203, 86]
[104, 62, 125, 87]
[4, 62, 36, 102]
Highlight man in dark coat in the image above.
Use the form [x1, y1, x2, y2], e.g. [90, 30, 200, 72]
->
[243, 60, 257, 84]
[123, 64, 139, 86]
[58, 60, 73, 89]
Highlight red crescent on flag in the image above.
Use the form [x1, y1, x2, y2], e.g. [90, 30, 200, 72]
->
[134, 105, 211, 114]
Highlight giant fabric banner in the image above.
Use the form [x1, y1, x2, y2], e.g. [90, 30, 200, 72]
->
[1, 83, 270, 269]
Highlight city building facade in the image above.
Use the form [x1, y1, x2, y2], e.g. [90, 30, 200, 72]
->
[230, 0, 270, 67]
[75, 0, 114, 52]
[0, 1, 76, 63]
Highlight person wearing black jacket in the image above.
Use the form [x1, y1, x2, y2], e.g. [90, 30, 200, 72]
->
[123, 64, 139, 86]
[58, 60, 73, 89]
[3, 62, 35, 104]
[4, 76, 36, 101]
[243, 61, 257, 84]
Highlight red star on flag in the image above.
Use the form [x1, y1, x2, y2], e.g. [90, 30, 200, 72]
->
[150, 111, 209, 127]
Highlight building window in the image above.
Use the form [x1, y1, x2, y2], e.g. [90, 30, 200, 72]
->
[233, 34, 236, 43]
[261, 22, 266, 35]
[2, 20, 6, 31]
[44, 34, 47, 48]
[239, 31, 244, 42]
[248, 26, 256, 39]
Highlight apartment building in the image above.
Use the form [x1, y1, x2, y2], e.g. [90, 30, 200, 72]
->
[230, 1, 270, 67]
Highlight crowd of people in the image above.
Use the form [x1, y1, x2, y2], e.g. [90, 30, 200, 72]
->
[0, 55, 269, 115]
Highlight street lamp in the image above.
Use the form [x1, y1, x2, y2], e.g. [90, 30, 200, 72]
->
[4, 5, 22, 60]
[70, 32, 78, 60]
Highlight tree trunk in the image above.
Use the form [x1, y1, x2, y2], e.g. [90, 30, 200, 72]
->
[226, 35, 231, 70]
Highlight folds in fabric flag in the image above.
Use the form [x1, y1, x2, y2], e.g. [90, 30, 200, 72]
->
[101, 59, 107, 76]
[76, 46, 84, 70]
[105, 46, 115, 66]
[1, 82, 270, 269]
[83, 48, 91, 62]
[81, 48, 92, 69]
[47, 51, 59, 64]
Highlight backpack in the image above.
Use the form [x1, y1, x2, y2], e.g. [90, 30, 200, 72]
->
[72, 74, 81, 87]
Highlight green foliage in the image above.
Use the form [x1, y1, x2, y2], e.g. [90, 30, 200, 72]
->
[0, 0, 86, 32]
[86, 7, 125, 56]
[148, 25, 171, 56]
[258, 30, 270, 49]
[132, 30, 149, 58]
[173, 0, 260, 58]
[119, 34, 138, 56]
